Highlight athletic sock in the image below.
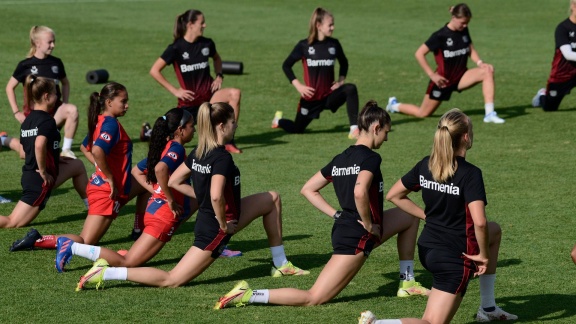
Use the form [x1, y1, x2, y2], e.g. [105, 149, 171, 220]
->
[479, 274, 496, 310]
[270, 245, 288, 268]
[62, 137, 73, 151]
[399, 260, 415, 281]
[375, 320, 402, 324]
[133, 212, 145, 232]
[0, 136, 6, 146]
[34, 235, 57, 249]
[484, 103, 495, 115]
[103, 267, 128, 281]
[71, 242, 101, 262]
[248, 289, 269, 304]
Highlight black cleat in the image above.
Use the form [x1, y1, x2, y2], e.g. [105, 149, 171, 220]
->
[10, 228, 42, 252]
[130, 229, 142, 241]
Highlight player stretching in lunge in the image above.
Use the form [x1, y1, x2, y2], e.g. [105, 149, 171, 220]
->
[386, 4, 505, 124]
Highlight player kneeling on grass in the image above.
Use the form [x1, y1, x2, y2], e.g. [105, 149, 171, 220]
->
[358, 108, 516, 324]
[214, 101, 430, 309]
[75, 102, 307, 291]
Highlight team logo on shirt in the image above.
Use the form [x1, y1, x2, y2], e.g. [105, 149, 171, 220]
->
[328, 47, 335, 55]
[182, 52, 190, 60]
[51, 66, 59, 74]
[446, 38, 453, 46]
[21, 127, 38, 137]
[99, 132, 112, 143]
[31, 66, 38, 74]
[462, 36, 469, 43]
[570, 31, 575, 38]
[331, 164, 360, 176]
[308, 46, 315, 55]
[167, 152, 178, 161]
[201, 47, 210, 56]
[190, 158, 211, 174]
[419, 175, 460, 196]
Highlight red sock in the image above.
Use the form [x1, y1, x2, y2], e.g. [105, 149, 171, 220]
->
[34, 235, 57, 249]
[133, 213, 145, 231]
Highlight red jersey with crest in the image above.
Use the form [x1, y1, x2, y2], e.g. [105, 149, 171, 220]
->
[86, 115, 132, 198]
[282, 37, 348, 101]
[160, 37, 217, 107]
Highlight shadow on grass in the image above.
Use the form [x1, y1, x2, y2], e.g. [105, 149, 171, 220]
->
[233, 130, 289, 151]
[31, 211, 87, 226]
[462, 294, 576, 323]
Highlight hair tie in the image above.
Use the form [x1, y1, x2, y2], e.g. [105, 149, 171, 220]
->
[162, 115, 166, 120]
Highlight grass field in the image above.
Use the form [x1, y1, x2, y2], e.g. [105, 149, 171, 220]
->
[1, 0, 575, 323]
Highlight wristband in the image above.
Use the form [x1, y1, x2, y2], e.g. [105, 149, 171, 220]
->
[216, 72, 224, 79]
[476, 60, 483, 66]
[333, 210, 342, 220]
[13, 111, 19, 115]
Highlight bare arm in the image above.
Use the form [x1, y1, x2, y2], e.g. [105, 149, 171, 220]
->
[300, 171, 336, 218]
[80, 143, 95, 165]
[415, 43, 448, 88]
[167, 162, 196, 199]
[386, 179, 426, 220]
[155, 161, 182, 217]
[60, 77, 70, 103]
[469, 43, 493, 72]
[210, 174, 235, 234]
[92, 145, 116, 198]
[211, 52, 223, 92]
[354, 170, 380, 238]
[463, 200, 489, 276]
[131, 165, 154, 195]
[6, 77, 25, 123]
[35, 135, 54, 187]
[150, 57, 194, 101]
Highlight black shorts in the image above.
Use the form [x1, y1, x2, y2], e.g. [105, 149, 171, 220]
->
[20, 171, 53, 211]
[418, 244, 475, 296]
[193, 213, 232, 259]
[331, 215, 375, 256]
[426, 81, 462, 101]
[543, 79, 576, 111]
[181, 106, 201, 125]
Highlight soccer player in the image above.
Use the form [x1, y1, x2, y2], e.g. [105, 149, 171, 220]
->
[273, 7, 360, 139]
[358, 108, 516, 324]
[6, 26, 79, 158]
[74, 102, 307, 291]
[214, 101, 429, 309]
[53, 108, 197, 271]
[385, 4, 505, 124]
[1, 75, 86, 228]
[532, 0, 576, 111]
[571, 244, 576, 265]
[147, 9, 242, 153]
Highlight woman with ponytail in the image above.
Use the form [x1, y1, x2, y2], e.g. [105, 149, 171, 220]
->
[359, 109, 516, 323]
[273, 7, 359, 139]
[52, 108, 199, 272]
[74, 102, 307, 291]
[147, 9, 242, 154]
[5, 26, 79, 158]
[2, 75, 87, 229]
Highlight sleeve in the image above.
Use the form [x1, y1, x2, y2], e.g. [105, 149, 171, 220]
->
[12, 61, 27, 83]
[211, 153, 234, 178]
[93, 118, 119, 155]
[334, 39, 349, 77]
[320, 159, 335, 181]
[160, 43, 177, 65]
[555, 22, 570, 49]
[57, 58, 67, 79]
[136, 157, 148, 172]
[401, 159, 424, 192]
[184, 153, 194, 169]
[463, 167, 487, 205]
[360, 153, 381, 174]
[159, 143, 186, 173]
[282, 41, 303, 83]
[465, 28, 473, 45]
[424, 30, 442, 52]
[36, 117, 56, 138]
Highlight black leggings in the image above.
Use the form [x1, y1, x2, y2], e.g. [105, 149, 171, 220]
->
[279, 83, 358, 133]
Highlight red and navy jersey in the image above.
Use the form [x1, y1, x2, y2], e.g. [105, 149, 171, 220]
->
[185, 146, 240, 222]
[548, 18, 576, 83]
[160, 37, 216, 108]
[136, 141, 190, 214]
[401, 156, 486, 255]
[20, 110, 60, 178]
[12, 55, 66, 113]
[320, 145, 384, 237]
[86, 115, 132, 198]
[425, 25, 472, 87]
[282, 37, 348, 101]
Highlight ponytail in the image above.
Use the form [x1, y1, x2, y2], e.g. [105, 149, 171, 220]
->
[173, 9, 203, 41]
[357, 100, 390, 133]
[195, 102, 234, 159]
[24, 74, 56, 108]
[428, 108, 471, 183]
[307, 7, 332, 44]
[146, 108, 192, 183]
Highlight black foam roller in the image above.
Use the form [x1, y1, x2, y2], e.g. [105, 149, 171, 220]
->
[86, 69, 109, 84]
[221, 61, 243, 75]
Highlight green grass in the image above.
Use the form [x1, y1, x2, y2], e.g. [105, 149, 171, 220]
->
[1, 0, 575, 322]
